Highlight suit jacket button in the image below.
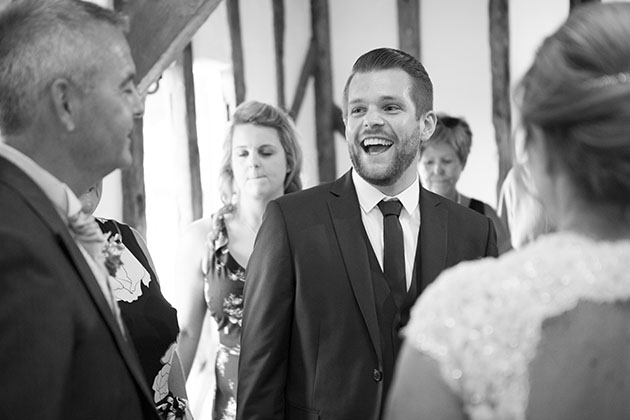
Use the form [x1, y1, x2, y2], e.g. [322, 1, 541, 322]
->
[373, 369, 383, 382]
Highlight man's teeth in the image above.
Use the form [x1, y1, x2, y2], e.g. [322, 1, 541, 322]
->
[362, 138, 392, 146]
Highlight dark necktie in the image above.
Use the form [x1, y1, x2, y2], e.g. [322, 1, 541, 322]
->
[378, 199, 406, 308]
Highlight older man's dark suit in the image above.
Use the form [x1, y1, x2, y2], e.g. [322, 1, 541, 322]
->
[0, 156, 160, 420]
[237, 170, 498, 420]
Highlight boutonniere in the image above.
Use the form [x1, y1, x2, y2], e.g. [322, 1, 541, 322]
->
[103, 233, 125, 276]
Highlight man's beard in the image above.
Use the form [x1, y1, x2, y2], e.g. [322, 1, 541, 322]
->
[349, 129, 420, 187]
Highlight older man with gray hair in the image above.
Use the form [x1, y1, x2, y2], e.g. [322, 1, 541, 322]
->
[0, 1, 159, 419]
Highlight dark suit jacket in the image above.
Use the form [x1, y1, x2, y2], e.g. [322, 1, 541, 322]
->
[237, 170, 497, 420]
[0, 156, 160, 420]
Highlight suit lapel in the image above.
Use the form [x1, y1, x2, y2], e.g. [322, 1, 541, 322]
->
[328, 171, 382, 363]
[418, 187, 448, 292]
[0, 157, 155, 406]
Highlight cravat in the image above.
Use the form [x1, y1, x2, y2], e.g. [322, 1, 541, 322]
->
[378, 199, 406, 308]
[67, 211, 108, 267]
[67, 211, 127, 339]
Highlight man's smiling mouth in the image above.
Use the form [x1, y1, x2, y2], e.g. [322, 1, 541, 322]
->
[362, 138, 393, 154]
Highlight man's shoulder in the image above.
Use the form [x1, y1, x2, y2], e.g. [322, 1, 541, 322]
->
[0, 163, 60, 238]
[274, 180, 337, 207]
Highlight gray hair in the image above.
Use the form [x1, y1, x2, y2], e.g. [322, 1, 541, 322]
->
[0, 0, 125, 135]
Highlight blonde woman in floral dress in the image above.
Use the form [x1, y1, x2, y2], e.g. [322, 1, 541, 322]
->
[176, 101, 302, 420]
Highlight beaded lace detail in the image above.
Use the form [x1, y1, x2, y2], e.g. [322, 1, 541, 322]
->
[404, 232, 630, 420]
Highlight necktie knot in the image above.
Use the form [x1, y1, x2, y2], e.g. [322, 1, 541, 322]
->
[378, 199, 403, 217]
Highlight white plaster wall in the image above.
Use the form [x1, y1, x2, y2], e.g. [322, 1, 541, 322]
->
[23, 0, 585, 224]
[92, 0, 580, 303]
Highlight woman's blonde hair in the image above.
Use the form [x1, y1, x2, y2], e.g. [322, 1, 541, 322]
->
[217, 100, 303, 214]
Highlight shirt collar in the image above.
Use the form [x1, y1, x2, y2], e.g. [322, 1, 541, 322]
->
[0, 142, 82, 221]
[352, 169, 420, 215]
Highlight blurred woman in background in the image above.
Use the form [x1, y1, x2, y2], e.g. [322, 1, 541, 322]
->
[418, 114, 512, 254]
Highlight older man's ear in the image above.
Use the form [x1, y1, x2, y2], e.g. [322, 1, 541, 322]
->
[49, 78, 81, 132]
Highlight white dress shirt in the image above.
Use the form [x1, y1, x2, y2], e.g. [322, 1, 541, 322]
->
[352, 169, 421, 290]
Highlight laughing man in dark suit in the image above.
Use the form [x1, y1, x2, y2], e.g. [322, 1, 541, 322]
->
[237, 47, 498, 420]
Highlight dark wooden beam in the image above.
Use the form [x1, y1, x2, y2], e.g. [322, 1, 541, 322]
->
[226, 0, 246, 105]
[570, 0, 601, 11]
[397, 0, 420, 59]
[272, 0, 286, 109]
[116, 0, 223, 95]
[121, 118, 147, 236]
[113, 0, 222, 233]
[182, 43, 203, 221]
[311, 0, 336, 182]
[332, 105, 345, 136]
[489, 0, 512, 199]
[289, 38, 316, 120]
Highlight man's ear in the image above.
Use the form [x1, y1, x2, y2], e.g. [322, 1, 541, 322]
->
[49, 78, 79, 131]
[420, 110, 437, 141]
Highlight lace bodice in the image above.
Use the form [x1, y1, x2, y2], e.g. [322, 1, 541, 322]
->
[404, 232, 630, 420]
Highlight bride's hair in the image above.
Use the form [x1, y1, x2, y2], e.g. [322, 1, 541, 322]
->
[516, 2, 630, 206]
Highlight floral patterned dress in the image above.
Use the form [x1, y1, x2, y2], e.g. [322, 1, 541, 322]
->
[203, 213, 245, 420]
[96, 219, 184, 419]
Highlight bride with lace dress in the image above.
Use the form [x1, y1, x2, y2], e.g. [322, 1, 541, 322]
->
[385, 3, 630, 420]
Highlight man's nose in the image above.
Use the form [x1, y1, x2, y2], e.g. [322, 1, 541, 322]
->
[363, 108, 384, 128]
[132, 85, 145, 119]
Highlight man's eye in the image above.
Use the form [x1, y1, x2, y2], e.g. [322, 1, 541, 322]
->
[123, 83, 136, 95]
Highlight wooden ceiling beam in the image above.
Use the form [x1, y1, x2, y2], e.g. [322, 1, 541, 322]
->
[397, 0, 421, 59]
[273, 0, 286, 109]
[289, 38, 316, 120]
[570, 0, 601, 11]
[182, 43, 203, 222]
[226, 0, 246, 105]
[311, 0, 336, 182]
[114, 0, 221, 232]
[117, 0, 223, 95]
[489, 0, 512, 199]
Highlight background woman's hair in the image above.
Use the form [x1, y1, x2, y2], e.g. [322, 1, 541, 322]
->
[217, 100, 303, 215]
[517, 2, 630, 206]
[420, 114, 472, 167]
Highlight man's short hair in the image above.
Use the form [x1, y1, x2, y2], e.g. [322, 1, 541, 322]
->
[342, 47, 433, 119]
[0, 0, 125, 135]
